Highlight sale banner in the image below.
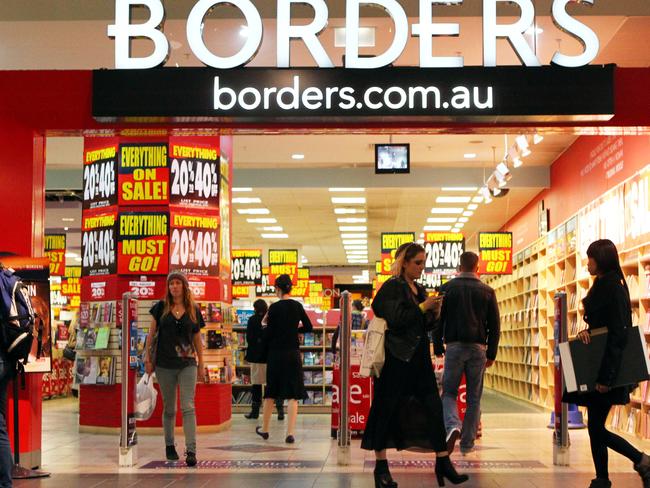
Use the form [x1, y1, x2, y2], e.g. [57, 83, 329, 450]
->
[293, 267, 310, 298]
[219, 152, 232, 286]
[305, 281, 324, 307]
[232, 285, 253, 298]
[268, 249, 299, 284]
[81, 209, 118, 277]
[44, 233, 66, 276]
[231, 249, 262, 286]
[424, 232, 465, 274]
[168, 137, 220, 208]
[331, 364, 373, 434]
[117, 211, 169, 275]
[118, 142, 169, 206]
[256, 267, 276, 297]
[169, 210, 219, 277]
[478, 232, 513, 275]
[83, 138, 118, 210]
[380, 232, 415, 274]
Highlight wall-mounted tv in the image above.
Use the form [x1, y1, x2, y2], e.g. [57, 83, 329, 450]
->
[375, 144, 410, 174]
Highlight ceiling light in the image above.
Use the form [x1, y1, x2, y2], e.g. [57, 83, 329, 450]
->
[344, 245, 367, 250]
[233, 187, 253, 192]
[292, 153, 305, 160]
[458, 217, 469, 223]
[451, 228, 462, 234]
[512, 157, 523, 168]
[331, 197, 366, 204]
[261, 233, 289, 238]
[347, 250, 368, 255]
[496, 162, 510, 177]
[467, 204, 478, 210]
[419, 233, 425, 238]
[533, 134, 544, 144]
[521, 148, 531, 157]
[65, 252, 78, 258]
[261, 226, 283, 231]
[340, 233, 367, 239]
[516, 134, 530, 151]
[232, 197, 261, 204]
[342, 239, 367, 245]
[247, 218, 277, 223]
[472, 196, 484, 203]
[463, 153, 477, 159]
[436, 196, 471, 204]
[431, 208, 464, 214]
[423, 225, 452, 231]
[463, 211, 474, 217]
[427, 217, 457, 223]
[348, 259, 368, 264]
[237, 208, 270, 215]
[441, 187, 478, 192]
[334, 208, 364, 214]
[61, 217, 75, 222]
[337, 217, 366, 223]
[64, 227, 69, 231]
[329, 188, 365, 192]
[454, 223, 465, 229]
[339, 226, 367, 232]
[74, 257, 82, 262]
[492, 187, 502, 196]
[525, 26, 544, 35]
[479, 187, 492, 203]
[301, 256, 308, 264]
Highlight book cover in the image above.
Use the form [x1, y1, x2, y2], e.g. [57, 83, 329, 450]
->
[76, 328, 87, 350]
[96, 356, 113, 384]
[303, 371, 313, 384]
[83, 328, 98, 350]
[74, 357, 99, 385]
[94, 326, 111, 350]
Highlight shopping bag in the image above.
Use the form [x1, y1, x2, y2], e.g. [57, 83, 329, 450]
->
[135, 373, 158, 421]
[359, 316, 387, 378]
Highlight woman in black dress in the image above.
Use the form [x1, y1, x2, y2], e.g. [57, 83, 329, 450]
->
[361, 242, 468, 488]
[564, 239, 649, 488]
[255, 274, 313, 444]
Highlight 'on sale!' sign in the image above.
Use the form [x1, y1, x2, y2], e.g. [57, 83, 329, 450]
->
[118, 142, 169, 206]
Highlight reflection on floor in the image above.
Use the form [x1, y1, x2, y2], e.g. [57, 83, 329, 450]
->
[16, 389, 650, 487]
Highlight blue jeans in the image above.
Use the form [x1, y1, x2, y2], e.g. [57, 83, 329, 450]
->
[441, 343, 487, 450]
[156, 365, 198, 452]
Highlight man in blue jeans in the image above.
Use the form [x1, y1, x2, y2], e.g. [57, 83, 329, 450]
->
[434, 251, 500, 455]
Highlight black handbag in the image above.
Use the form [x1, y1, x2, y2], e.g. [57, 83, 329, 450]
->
[62, 345, 76, 362]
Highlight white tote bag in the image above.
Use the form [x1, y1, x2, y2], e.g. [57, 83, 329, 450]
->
[135, 373, 158, 421]
[359, 316, 387, 378]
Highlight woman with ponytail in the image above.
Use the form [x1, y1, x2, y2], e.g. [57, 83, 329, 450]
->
[565, 239, 649, 488]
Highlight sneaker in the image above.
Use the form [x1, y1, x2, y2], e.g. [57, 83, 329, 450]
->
[445, 428, 461, 455]
[165, 445, 179, 461]
[185, 451, 197, 467]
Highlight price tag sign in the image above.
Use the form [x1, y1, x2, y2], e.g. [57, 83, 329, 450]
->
[44, 234, 66, 276]
[268, 249, 299, 284]
[83, 140, 118, 210]
[256, 267, 276, 297]
[81, 211, 118, 276]
[478, 232, 513, 275]
[231, 249, 262, 285]
[117, 211, 169, 275]
[169, 211, 219, 276]
[424, 232, 465, 274]
[118, 142, 169, 206]
[380, 232, 415, 274]
[169, 139, 220, 208]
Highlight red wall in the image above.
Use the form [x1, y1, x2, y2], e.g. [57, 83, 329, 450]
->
[504, 135, 650, 252]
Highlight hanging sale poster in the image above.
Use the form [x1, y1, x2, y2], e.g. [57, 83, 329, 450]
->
[624, 167, 650, 249]
[232, 285, 253, 298]
[424, 232, 465, 274]
[168, 138, 220, 208]
[293, 267, 310, 298]
[81, 210, 118, 277]
[117, 211, 169, 275]
[478, 232, 513, 275]
[268, 249, 299, 284]
[62, 266, 82, 308]
[256, 267, 276, 297]
[305, 281, 324, 308]
[44, 234, 66, 276]
[169, 210, 219, 276]
[118, 142, 169, 206]
[83, 138, 118, 210]
[380, 232, 415, 274]
[231, 249, 262, 286]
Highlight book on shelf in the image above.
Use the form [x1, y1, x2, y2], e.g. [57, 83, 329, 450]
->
[76, 328, 87, 350]
[94, 326, 111, 350]
[312, 371, 323, 384]
[303, 371, 313, 384]
[304, 333, 314, 346]
[325, 370, 333, 384]
[96, 356, 115, 385]
[83, 328, 98, 350]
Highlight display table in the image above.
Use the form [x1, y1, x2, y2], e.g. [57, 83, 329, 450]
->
[79, 382, 231, 433]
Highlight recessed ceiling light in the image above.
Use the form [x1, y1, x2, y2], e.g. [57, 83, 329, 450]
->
[246, 218, 277, 223]
[329, 188, 364, 192]
[427, 217, 457, 223]
[233, 187, 253, 192]
[261, 233, 289, 238]
[292, 153, 305, 160]
[61, 217, 75, 222]
[331, 197, 366, 204]
[340, 233, 367, 239]
[232, 197, 261, 204]
[337, 217, 367, 223]
[463, 211, 474, 217]
[441, 187, 478, 192]
[431, 208, 464, 214]
[64, 227, 69, 231]
[467, 204, 478, 210]
[458, 217, 469, 223]
[237, 208, 270, 215]
[334, 208, 364, 214]
[261, 226, 283, 231]
[436, 196, 471, 204]
[463, 153, 477, 159]
[342, 239, 367, 245]
[423, 225, 452, 231]
[339, 226, 367, 232]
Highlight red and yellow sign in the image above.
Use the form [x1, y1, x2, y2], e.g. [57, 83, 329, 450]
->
[169, 210, 219, 276]
[118, 142, 169, 206]
[44, 234, 66, 276]
[169, 138, 220, 209]
[268, 249, 299, 284]
[232, 285, 253, 298]
[81, 210, 118, 277]
[380, 232, 415, 274]
[117, 211, 169, 275]
[256, 267, 276, 297]
[424, 232, 465, 274]
[478, 232, 513, 275]
[83, 138, 118, 210]
[293, 267, 310, 297]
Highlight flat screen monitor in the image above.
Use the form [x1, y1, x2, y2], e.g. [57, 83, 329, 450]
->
[375, 144, 410, 174]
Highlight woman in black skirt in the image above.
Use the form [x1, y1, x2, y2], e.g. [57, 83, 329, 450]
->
[255, 274, 313, 444]
[361, 242, 468, 487]
[564, 239, 649, 488]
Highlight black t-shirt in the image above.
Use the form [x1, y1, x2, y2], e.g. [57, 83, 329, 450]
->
[149, 301, 204, 369]
[266, 299, 313, 350]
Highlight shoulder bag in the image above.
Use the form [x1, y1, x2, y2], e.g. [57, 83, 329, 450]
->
[359, 316, 387, 378]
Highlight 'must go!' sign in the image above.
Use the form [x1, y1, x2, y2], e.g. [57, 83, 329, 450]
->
[478, 232, 513, 275]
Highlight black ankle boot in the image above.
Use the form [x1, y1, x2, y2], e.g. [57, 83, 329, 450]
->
[374, 460, 397, 488]
[245, 403, 260, 419]
[435, 456, 468, 486]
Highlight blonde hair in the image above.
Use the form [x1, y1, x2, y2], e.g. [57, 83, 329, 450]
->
[390, 242, 425, 277]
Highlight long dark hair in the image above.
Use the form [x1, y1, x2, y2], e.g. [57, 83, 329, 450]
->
[586, 239, 629, 298]
[390, 242, 425, 277]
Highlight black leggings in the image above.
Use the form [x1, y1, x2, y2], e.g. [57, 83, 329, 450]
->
[587, 399, 642, 479]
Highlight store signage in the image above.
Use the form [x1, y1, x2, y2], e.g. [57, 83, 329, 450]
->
[424, 232, 465, 274]
[169, 139, 220, 208]
[118, 142, 169, 206]
[624, 167, 650, 249]
[82, 211, 118, 276]
[93, 65, 614, 122]
[256, 267, 276, 297]
[117, 211, 170, 275]
[268, 249, 299, 284]
[293, 268, 311, 298]
[83, 140, 118, 210]
[232, 284, 252, 298]
[379, 232, 415, 274]
[169, 211, 219, 276]
[108, 0, 599, 70]
[478, 232, 513, 275]
[44, 234, 66, 276]
[231, 249, 263, 286]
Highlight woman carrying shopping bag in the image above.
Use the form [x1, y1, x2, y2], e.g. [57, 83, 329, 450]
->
[361, 242, 468, 488]
[145, 271, 204, 467]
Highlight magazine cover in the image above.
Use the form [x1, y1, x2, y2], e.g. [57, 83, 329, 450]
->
[96, 356, 114, 384]
[74, 357, 99, 384]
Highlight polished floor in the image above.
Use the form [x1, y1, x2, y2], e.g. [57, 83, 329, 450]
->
[16, 390, 650, 487]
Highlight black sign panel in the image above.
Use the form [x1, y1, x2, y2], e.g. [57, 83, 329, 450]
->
[93, 65, 614, 123]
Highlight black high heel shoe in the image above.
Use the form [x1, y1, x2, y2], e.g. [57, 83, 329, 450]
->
[435, 456, 468, 486]
[255, 426, 269, 440]
[374, 470, 398, 488]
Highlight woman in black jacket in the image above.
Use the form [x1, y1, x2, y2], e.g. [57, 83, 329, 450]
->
[567, 239, 649, 488]
[361, 243, 468, 488]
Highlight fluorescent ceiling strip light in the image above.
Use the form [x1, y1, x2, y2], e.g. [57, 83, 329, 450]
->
[329, 188, 365, 192]
[423, 225, 452, 231]
[441, 187, 478, 192]
[436, 196, 471, 204]
[347, 250, 368, 254]
[427, 217, 457, 223]
[431, 208, 464, 214]
[334, 208, 364, 214]
[292, 153, 305, 160]
[65, 252, 78, 258]
[261, 226, 283, 231]
[261, 233, 289, 238]
[458, 217, 469, 223]
[61, 217, 75, 222]
[451, 228, 462, 234]
[454, 223, 465, 229]
[232, 187, 253, 192]
[337, 217, 367, 223]
[463, 153, 477, 159]
[467, 204, 478, 210]
[472, 196, 484, 203]
[463, 211, 474, 217]
[331, 197, 366, 204]
[232, 197, 261, 204]
[340, 233, 367, 239]
[246, 218, 277, 223]
[237, 208, 270, 215]
[344, 245, 367, 250]
[342, 239, 367, 245]
[339, 226, 367, 232]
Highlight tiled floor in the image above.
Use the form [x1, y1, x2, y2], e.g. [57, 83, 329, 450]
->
[17, 390, 650, 487]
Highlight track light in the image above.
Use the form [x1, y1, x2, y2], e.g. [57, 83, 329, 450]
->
[515, 135, 530, 152]
[533, 134, 544, 144]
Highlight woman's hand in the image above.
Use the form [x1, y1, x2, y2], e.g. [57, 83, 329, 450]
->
[145, 359, 154, 375]
[576, 329, 591, 344]
[197, 362, 205, 383]
[595, 383, 610, 393]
